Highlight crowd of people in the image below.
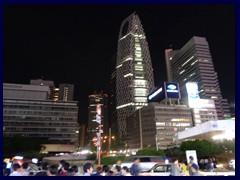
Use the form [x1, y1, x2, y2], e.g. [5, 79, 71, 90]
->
[3, 156, 203, 176]
[3, 158, 138, 176]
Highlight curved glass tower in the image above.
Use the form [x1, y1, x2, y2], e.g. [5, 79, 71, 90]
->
[116, 12, 155, 138]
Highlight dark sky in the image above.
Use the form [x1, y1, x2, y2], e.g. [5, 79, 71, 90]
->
[4, 4, 235, 123]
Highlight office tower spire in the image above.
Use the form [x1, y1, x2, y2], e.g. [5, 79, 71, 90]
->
[116, 13, 155, 138]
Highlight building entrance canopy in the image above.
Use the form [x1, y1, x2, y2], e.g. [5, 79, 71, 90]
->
[177, 120, 235, 140]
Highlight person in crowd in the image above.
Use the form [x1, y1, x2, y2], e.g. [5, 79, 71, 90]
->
[101, 165, 109, 176]
[35, 162, 48, 176]
[170, 158, 183, 176]
[116, 159, 122, 166]
[207, 157, 214, 171]
[20, 162, 29, 176]
[130, 157, 141, 176]
[121, 166, 132, 176]
[83, 162, 93, 176]
[60, 162, 70, 176]
[187, 156, 195, 176]
[114, 165, 122, 176]
[47, 165, 58, 176]
[91, 166, 103, 176]
[108, 170, 115, 176]
[9, 163, 23, 176]
[57, 159, 66, 175]
[28, 172, 35, 176]
[190, 163, 202, 176]
[67, 165, 82, 176]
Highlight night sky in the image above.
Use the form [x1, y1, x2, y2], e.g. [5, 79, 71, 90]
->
[4, 4, 235, 123]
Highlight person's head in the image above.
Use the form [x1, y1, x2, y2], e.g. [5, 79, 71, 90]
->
[121, 166, 129, 175]
[22, 162, 29, 170]
[96, 166, 102, 174]
[41, 162, 49, 171]
[59, 160, 66, 167]
[47, 165, 58, 176]
[12, 163, 21, 171]
[134, 157, 140, 164]
[116, 160, 122, 165]
[83, 162, 93, 174]
[108, 170, 114, 176]
[172, 158, 179, 164]
[189, 156, 194, 161]
[115, 165, 121, 174]
[70, 165, 78, 173]
[102, 165, 109, 173]
[28, 172, 35, 176]
[62, 162, 70, 172]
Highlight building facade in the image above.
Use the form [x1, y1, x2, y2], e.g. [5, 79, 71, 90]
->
[116, 12, 155, 138]
[59, 84, 74, 101]
[126, 103, 193, 150]
[165, 36, 230, 120]
[3, 83, 78, 145]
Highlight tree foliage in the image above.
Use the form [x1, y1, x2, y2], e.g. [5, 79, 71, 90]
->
[136, 148, 165, 156]
[3, 136, 43, 158]
[180, 140, 221, 157]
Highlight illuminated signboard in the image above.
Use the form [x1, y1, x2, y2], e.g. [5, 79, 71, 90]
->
[147, 86, 165, 102]
[164, 82, 181, 99]
[186, 82, 200, 99]
[147, 82, 180, 102]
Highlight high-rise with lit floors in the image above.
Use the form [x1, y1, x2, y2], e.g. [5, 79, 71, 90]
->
[165, 36, 230, 120]
[116, 12, 155, 138]
[59, 84, 74, 101]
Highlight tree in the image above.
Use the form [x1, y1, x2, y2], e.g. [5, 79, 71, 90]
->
[180, 140, 221, 157]
[3, 136, 44, 158]
[136, 148, 165, 156]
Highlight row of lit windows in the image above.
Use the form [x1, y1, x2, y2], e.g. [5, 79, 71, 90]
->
[4, 110, 77, 117]
[3, 133, 75, 138]
[4, 121, 76, 126]
[3, 104, 77, 111]
[4, 116, 76, 122]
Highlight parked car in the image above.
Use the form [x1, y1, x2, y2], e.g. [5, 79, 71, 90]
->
[120, 156, 165, 172]
[139, 163, 171, 176]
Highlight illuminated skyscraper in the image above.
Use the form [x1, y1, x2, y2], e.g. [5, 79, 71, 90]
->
[165, 36, 230, 119]
[59, 84, 74, 101]
[116, 12, 155, 138]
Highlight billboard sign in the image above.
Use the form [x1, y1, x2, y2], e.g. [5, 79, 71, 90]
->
[186, 82, 200, 99]
[164, 82, 180, 99]
[147, 86, 165, 102]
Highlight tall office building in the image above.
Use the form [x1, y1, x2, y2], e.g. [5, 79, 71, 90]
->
[116, 12, 155, 138]
[59, 84, 74, 101]
[165, 36, 230, 119]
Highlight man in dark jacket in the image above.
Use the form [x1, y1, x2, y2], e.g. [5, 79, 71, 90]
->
[130, 158, 141, 176]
